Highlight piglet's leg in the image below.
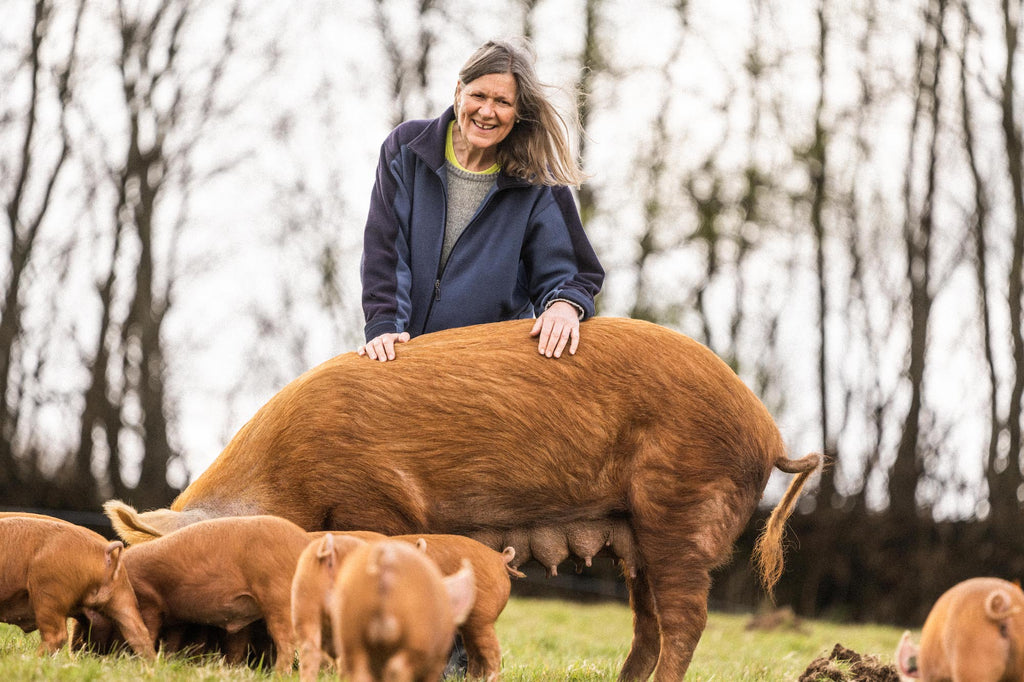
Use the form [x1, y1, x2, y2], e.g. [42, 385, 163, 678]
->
[264, 611, 298, 673]
[296, 631, 323, 682]
[346, 650, 375, 682]
[33, 607, 70, 654]
[461, 622, 502, 680]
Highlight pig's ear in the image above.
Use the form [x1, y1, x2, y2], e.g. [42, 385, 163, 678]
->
[895, 630, 919, 678]
[415, 538, 427, 553]
[104, 500, 166, 544]
[443, 559, 476, 627]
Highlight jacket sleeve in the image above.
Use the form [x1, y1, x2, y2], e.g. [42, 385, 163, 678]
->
[521, 185, 604, 319]
[360, 130, 414, 342]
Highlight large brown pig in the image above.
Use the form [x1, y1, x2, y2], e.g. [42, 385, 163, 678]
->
[0, 517, 155, 659]
[331, 539, 475, 682]
[105, 317, 821, 680]
[116, 514, 312, 672]
[896, 577, 1024, 682]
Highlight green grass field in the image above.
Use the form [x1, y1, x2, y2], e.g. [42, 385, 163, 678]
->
[0, 597, 910, 681]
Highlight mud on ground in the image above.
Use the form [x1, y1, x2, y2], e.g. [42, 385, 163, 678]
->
[799, 643, 901, 682]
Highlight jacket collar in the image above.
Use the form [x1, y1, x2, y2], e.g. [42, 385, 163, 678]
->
[409, 106, 530, 190]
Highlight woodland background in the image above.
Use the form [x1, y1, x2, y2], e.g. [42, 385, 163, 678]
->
[2, 0, 1022, 625]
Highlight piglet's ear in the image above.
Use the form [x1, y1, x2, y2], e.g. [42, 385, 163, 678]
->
[443, 559, 476, 627]
[895, 630, 919, 678]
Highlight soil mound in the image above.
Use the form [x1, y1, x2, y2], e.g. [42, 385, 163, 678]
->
[799, 643, 900, 682]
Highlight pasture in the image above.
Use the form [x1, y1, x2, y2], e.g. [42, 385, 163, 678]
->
[0, 596, 908, 680]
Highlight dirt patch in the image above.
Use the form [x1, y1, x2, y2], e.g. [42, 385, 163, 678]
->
[799, 643, 901, 682]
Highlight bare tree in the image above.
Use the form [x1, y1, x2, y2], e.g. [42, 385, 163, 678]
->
[888, 0, 949, 521]
[957, 1, 1002, 527]
[0, 0, 84, 502]
[62, 0, 246, 509]
[988, 0, 1024, 530]
[805, 0, 838, 504]
[371, 0, 441, 129]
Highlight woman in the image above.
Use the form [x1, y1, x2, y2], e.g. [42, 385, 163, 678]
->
[358, 39, 604, 362]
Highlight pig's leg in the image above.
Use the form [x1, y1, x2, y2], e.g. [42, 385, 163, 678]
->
[296, 629, 324, 682]
[649, 565, 710, 680]
[617, 568, 660, 681]
[631, 530, 714, 681]
[461, 622, 502, 680]
[222, 627, 251, 665]
[33, 607, 70, 654]
[346, 650, 376, 682]
[264, 610, 298, 673]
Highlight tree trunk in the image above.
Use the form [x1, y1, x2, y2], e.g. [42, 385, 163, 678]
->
[888, 0, 947, 522]
[989, 0, 1024, 532]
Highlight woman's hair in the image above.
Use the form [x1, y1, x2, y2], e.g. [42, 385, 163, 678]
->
[457, 39, 587, 188]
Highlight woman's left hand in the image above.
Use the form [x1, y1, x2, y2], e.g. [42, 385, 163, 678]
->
[529, 301, 581, 358]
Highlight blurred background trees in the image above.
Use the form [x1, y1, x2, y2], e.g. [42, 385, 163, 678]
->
[1, 0, 1022, 623]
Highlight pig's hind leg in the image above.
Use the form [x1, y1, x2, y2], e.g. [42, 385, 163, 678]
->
[461, 621, 502, 680]
[617, 568, 660, 681]
[627, 480, 749, 679]
[262, 609, 298, 673]
[31, 603, 70, 654]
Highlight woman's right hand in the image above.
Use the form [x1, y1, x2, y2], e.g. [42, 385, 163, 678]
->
[357, 332, 411, 362]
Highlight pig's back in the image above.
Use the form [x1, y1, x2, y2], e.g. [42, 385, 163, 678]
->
[174, 318, 785, 528]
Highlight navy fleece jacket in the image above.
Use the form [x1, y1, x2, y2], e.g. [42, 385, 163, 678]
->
[360, 106, 604, 342]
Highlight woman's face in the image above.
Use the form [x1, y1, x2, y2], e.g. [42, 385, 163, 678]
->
[455, 72, 518, 153]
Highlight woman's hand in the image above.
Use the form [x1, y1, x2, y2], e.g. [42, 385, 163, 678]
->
[358, 332, 410, 362]
[530, 301, 581, 358]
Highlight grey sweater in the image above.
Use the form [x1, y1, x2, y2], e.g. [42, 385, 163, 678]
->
[440, 160, 496, 271]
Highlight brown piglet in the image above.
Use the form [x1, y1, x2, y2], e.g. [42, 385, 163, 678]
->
[297, 531, 518, 681]
[291, 532, 368, 681]
[331, 539, 475, 682]
[393, 533, 520, 681]
[119, 513, 313, 672]
[896, 577, 1024, 682]
[0, 517, 155, 659]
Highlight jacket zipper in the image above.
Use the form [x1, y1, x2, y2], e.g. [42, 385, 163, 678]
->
[430, 182, 500, 307]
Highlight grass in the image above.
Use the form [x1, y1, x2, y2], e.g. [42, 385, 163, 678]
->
[0, 597, 910, 681]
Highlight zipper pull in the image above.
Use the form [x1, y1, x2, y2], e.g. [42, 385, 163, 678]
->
[434, 279, 441, 301]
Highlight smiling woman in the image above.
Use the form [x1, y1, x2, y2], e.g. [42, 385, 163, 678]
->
[357, 38, 604, 365]
[452, 73, 517, 171]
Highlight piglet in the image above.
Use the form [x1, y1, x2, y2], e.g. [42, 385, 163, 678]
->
[301, 531, 513, 679]
[120, 514, 312, 672]
[291, 532, 368, 681]
[331, 539, 475, 682]
[0, 517, 155, 659]
[392, 533, 520, 680]
[896, 577, 1024, 681]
